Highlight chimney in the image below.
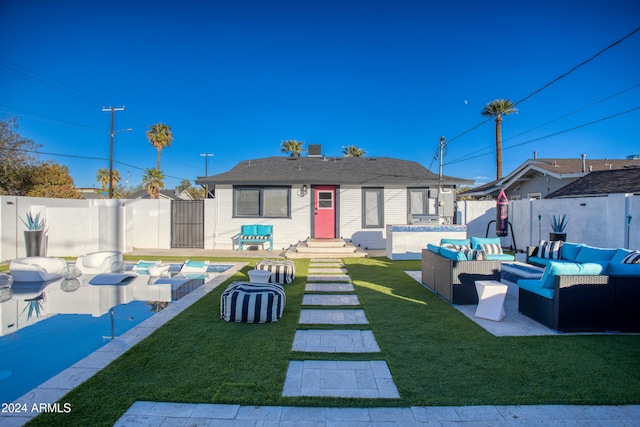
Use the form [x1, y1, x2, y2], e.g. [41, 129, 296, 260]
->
[581, 154, 586, 173]
[308, 144, 322, 157]
[533, 151, 537, 159]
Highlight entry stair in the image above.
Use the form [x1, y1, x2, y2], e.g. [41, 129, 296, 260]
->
[285, 238, 367, 259]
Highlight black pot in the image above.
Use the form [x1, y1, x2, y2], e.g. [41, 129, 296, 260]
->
[549, 232, 566, 242]
[24, 230, 44, 257]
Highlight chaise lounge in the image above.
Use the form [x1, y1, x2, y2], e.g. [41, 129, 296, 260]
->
[10, 257, 68, 282]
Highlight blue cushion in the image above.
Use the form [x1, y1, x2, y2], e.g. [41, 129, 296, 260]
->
[185, 260, 206, 268]
[440, 238, 470, 247]
[607, 262, 640, 276]
[427, 243, 441, 254]
[528, 256, 551, 267]
[438, 245, 467, 261]
[611, 248, 634, 263]
[256, 225, 272, 235]
[518, 279, 555, 299]
[575, 245, 617, 263]
[560, 242, 583, 261]
[242, 225, 257, 235]
[471, 237, 501, 250]
[540, 261, 606, 289]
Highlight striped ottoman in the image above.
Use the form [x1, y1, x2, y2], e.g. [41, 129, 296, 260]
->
[255, 259, 296, 284]
[221, 281, 286, 323]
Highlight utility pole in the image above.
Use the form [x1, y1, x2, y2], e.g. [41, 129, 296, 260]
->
[102, 106, 125, 199]
[200, 153, 214, 198]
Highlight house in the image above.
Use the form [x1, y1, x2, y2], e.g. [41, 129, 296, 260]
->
[130, 189, 194, 201]
[195, 151, 473, 250]
[546, 166, 640, 198]
[462, 155, 640, 200]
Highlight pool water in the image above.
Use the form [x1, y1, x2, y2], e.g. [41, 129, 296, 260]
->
[0, 264, 232, 404]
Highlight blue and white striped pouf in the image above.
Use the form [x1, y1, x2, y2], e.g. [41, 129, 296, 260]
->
[220, 281, 286, 323]
[255, 260, 296, 284]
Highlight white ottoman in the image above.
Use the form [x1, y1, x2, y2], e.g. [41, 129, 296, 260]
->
[248, 269, 272, 283]
[475, 280, 508, 321]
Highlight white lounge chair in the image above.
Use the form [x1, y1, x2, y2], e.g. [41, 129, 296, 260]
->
[75, 251, 123, 274]
[10, 257, 68, 282]
[180, 260, 210, 274]
[132, 260, 162, 272]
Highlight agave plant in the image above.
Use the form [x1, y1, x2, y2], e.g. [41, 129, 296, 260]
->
[21, 212, 46, 231]
[549, 214, 568, 232]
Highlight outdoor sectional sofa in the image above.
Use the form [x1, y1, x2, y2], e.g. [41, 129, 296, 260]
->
[519, 242, 640, 332]
[421, 237, 514, 305]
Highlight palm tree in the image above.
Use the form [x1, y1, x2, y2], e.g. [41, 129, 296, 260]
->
[142, 168, 165, 199]
[280, 140, 306, 157]
[145, 123, 173, 169]
[342, 145, 366, 157]
[481, 99, 517, 180]
[96, 167, 121, 196]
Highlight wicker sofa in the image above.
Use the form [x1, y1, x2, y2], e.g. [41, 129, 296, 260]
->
[421, 247, 504, 305]
[519, 242, 640, 332]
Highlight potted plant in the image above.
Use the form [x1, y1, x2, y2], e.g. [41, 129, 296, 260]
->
[549, 214, 568, 242]
[21, 211, 46, 257]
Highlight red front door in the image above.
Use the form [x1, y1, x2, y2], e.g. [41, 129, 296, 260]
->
[314, 185, 336, 239]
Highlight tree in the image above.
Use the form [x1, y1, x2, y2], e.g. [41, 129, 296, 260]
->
[481, 99, 517, 180]
[96, 167, 121, 197]
[142, 168, 165, 199]
[280, 139, 306, 157]
[176, 179, 204, 199]
[145, 123, 173, 170]
[0, 117, 41, 195]
[26, 162, 81, 199]
[342, 145, 366, 157]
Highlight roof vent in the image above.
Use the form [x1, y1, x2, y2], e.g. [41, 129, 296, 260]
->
[308, 144, 322, 157]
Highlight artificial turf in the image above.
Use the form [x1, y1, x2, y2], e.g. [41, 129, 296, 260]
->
[26, 257, 640, 426]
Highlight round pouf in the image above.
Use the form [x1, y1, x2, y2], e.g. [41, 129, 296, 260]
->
[221, 281, 286, 323]
[255, 260, 296, 284]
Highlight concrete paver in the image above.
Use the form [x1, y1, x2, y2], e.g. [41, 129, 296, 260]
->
[302, 294, 360, 306]
[292, 329, 381, 353]
[299, 309, 369, 325]
[305, 282, 355, 292]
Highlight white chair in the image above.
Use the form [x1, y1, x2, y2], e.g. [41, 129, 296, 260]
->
[75, 251, 124, 274]
[132, 260, 162, 272]
[10, 257, 68, 282]
[180, 260, 210, 274]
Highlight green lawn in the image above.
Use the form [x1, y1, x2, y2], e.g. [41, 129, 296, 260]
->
[28, 257, 640, 426]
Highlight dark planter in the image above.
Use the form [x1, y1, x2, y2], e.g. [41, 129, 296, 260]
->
[24, 230, 44, 257]
[549, 232, 567, 242]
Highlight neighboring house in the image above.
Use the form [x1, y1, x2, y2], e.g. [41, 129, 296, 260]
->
[130, 189, 194, 200]
[546, 166, 640, 198]
[195, 152, 473, 250]
[462, 155, 640, 200]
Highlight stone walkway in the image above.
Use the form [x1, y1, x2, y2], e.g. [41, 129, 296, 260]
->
[283, 259, 400, 399]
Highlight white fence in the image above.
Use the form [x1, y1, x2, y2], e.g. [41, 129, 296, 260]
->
[1, 193, 637, 262]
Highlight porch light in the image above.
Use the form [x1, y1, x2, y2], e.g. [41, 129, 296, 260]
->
[300, 185, 308, 197]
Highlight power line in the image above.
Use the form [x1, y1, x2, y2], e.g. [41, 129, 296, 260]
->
[434, 25, 640, 155]
[444, 106, 640, 166]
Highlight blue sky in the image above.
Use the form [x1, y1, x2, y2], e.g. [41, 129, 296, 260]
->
[1, 0, 639, 191]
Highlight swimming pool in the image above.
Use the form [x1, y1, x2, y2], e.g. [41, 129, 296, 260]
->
[0, 264, 233, 404]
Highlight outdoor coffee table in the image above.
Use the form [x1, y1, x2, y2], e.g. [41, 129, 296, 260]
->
[475, 280, 508, 321]
[500, 261, 544, 285]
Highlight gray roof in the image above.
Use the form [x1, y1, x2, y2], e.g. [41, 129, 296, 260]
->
[196, 156, 473, 186]
[546, 167, 640, 198]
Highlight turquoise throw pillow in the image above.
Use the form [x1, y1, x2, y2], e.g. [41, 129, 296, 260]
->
[560, 242, 583, 261]
[575, 245, 617, 263]
[471, 237, 501, 250]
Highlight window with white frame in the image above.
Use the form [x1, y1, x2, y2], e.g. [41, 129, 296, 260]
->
[362, 187, 384, 228]
[234, 186, 290, 218]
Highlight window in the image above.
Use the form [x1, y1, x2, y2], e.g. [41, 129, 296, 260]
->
[408, 188, 428, 215]
[318, 191, 333, 209]
[362, 187, 384, 228]
[234, 186, 290, 218]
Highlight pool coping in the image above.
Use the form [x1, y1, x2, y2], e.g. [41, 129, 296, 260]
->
[2, 262, 247, 426]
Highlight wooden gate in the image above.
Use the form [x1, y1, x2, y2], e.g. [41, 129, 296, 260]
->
[171, 200, 204, 248]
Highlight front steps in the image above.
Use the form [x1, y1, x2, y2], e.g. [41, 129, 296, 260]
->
[285, 238, 367, 259]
